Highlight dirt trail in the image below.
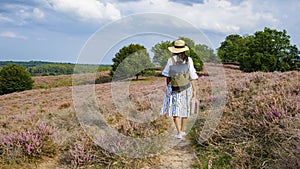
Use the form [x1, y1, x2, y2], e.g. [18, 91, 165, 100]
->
[143, 136, 198, 169]
[37, 157, 58, 169]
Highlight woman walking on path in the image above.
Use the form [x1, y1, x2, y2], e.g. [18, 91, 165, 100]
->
[161, 39, 198, 139]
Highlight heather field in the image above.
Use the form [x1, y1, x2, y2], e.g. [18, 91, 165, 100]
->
[0, 65, 299, 168]
[192, 67, 300, 169]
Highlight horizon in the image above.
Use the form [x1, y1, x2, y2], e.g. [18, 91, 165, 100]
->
[0, 60, 113, 66]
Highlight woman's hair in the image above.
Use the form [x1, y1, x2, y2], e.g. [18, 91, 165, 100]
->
[177, 52, 188, 63]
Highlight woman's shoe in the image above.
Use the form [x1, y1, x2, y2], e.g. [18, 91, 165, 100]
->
[181, 132, 186, 136]
[174, 133, 183, 139]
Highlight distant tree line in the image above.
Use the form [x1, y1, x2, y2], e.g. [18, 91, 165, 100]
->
[28, 64, 111, 76]
[0, 61, 54, 68]
[28, 64, 74, 75]
[0, 61, 111, 76]
[218, 27, 300, 72]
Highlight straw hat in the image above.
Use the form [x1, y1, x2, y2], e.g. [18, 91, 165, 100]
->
[168, 39, 189, 53]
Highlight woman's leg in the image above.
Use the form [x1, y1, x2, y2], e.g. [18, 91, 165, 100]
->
[173, 116, 181, 134]
[181, 117, 188, 133]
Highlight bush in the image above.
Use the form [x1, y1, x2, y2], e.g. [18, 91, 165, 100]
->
[0, 122, 57, 164]
[67, 134, 113, 168]
[0, 64, 34, 95]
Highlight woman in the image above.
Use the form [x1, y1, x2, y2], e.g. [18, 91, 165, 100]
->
[161, 39, 198, 139]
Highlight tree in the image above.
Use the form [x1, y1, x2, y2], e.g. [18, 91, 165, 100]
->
[195, 44, 218, 63]
[240, 27, 299, 72]
[186, 48, 203, 71]
[151, 41, 172, 68]
[217, 34, 246, 63]
[111, 44, 153, 80]
[0, 64, 34, 95]
[288, 45, 300, 70]
[218, 27, 299, 72]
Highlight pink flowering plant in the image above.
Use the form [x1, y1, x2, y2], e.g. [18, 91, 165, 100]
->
[0, 122, 57, 164]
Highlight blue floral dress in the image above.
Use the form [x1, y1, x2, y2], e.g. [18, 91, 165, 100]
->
[160, 56, 198, 118]
[161, 84, 193, 117]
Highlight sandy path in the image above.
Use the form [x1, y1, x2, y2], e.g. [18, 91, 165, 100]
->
[142, 136, 198, 169]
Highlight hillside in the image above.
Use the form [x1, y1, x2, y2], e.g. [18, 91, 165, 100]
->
[0, 65, 299, 168]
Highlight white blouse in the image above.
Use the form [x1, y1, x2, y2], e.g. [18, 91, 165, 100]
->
[162, 55, 198, 80]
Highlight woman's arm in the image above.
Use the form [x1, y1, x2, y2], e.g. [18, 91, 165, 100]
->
[191, 79, 197, 99]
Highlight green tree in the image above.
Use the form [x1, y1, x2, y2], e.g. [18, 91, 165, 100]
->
[0, 64, 34, 95]
[195, 44, 218, 63]
[217, 34, 246, 63]
[218, 27, 299, 72]
[240, 27, 299, 72]
[186, 48, 203, 71]
[178, 37, 205, 71]
[288, 45, 300, 70]
[111, 44, 153, 80]
[151, 41, 172, 68]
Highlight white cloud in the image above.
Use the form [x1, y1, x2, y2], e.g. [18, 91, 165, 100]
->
[47, 0, 121, 22]
[19, 8, 45, 20]
[0, 4, 45, 26]
[18, 9, 31, 19]
[33, 8, 45, 19]
[116, 0, 279, 34]
[0, 31, 28, 39]
[0, 14, 14, 23]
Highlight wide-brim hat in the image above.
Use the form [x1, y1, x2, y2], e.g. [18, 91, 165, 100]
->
[168, 39, 189, 54]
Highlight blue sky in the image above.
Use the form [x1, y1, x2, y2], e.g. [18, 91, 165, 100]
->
[0, 0, 299, 64]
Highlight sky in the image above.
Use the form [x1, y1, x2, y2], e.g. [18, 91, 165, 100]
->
[0, 0, 299, 64]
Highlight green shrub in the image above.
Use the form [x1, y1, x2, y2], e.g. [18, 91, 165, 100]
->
[0, 64, 34, 95]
